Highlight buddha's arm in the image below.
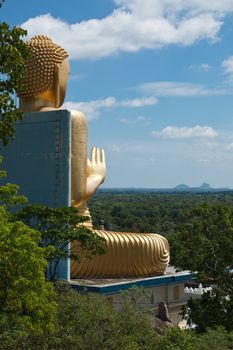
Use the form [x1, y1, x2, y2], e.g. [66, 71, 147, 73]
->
[71, 110, 88, 207]
[71, 110, 106, 208]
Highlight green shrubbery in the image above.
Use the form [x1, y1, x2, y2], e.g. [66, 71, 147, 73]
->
[3, 284, 231, 350]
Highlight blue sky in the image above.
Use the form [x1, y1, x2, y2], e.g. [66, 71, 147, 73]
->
[2, 0, 233, 188]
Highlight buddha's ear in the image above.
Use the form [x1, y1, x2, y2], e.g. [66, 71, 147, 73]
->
[54, 64, 61, 108]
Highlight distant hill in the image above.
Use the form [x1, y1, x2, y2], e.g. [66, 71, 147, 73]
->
[173, 182, 230, 193]
[199, 182, 211, 189]
[174, 182, 213, 191]
[174, 184, 191, 190]
[99, 183, 232, 194]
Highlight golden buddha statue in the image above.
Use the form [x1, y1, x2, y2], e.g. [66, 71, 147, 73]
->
[19, 35, 170, 278]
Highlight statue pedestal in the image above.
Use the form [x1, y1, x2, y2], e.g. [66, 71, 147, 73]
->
[1, 110, 72, 280]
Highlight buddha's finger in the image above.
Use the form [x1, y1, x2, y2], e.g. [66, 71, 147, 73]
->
[96, 148, 100, 163]
[91, 147, 96, 162]
[101, 149, 105, 164]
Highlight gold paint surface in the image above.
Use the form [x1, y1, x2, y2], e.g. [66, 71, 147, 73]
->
[71, 230, 170, 278]
[18, 35, 68, 99]
[71, 111, 88, 207]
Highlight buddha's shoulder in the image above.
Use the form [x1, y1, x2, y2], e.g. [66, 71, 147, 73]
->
[67, 109, 87, 125]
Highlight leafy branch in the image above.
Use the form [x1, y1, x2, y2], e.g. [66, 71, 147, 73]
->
[14, 204, 105, 280]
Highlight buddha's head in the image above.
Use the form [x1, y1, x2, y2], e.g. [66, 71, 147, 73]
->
[18, 35, 69, 111]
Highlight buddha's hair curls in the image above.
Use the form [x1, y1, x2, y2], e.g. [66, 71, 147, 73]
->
[18, 35, 68, 98]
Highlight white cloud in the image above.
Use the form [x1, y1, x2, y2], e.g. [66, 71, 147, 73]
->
[119, 118, 129, 124]
[64, 96, 157, 119]
[199, 63, 212, 71]
[21, 0, 233, 60]
[197, 158, 210, 163]
[144, 157, 156, 163]
[222, 56, 233, 82]
[120, 97, 157, 107]
[108, 144, 121, 153]
[188, 63, 212, 71]
[64, 97, 116, 119]
[137, 115, 147, 121]
[115, 0, 233, 14]
[119, 115, 149, 124]
[203, 141, 219, 148]
[226, 142, 233, 150]
[222, 56, 233, 73]
[69, 73, 86, 81]
[152, 125, 218, 139]
[193, 141, 219, 149]
[138, 81, 229, 96]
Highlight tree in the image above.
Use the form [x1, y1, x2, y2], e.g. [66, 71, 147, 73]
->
[0, 205, 56, 349]
[0, 3, 30, 145]
[169, 204, 233, 331]
[155, 327, 195, 350]
[169, 204, 233, 287]
[155, 327, 233, 350]
[0, 5, 57, 346]
[0, 160, 56, 349]
[0, 159, 27, 213]
[14, 204, 105, 281]
[47, 284, 157, 350]
[186, 290, 233, 332]
[31, 284, 233, 350]
[193, 327, 233, 350]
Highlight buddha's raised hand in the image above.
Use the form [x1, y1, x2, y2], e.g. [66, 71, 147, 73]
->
[85, 147, 106, 201]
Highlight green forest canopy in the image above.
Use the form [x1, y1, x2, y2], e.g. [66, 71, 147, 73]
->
[89, 191, 233, 234]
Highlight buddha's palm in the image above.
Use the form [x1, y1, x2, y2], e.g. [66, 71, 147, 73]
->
[85, 147, 106, 203]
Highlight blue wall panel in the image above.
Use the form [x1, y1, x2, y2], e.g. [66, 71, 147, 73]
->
[1, 110, 72, 280]
[2, 110, 71, 207]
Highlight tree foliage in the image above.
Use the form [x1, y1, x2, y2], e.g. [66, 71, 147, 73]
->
[0, 6, 30, 145]
[0, 166, 55, 348]
[186, 290, 233, 333]
[14, 204, 105, 280]
[0, 206, 56, 349]
[169, 204, 233, 286]
[0, 157, 27, 209]
[155, 327, 233, 350]
[9, 284, 231, 350]
[169, 204, 233, 332]
[89, 191, 233, 234]
[0, 5, 57, 345]
[46, 284, 157, 350]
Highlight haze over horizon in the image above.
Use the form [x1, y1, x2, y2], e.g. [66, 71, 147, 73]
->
[100, 182, 233, 190]
[2, 0, 233, 188]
